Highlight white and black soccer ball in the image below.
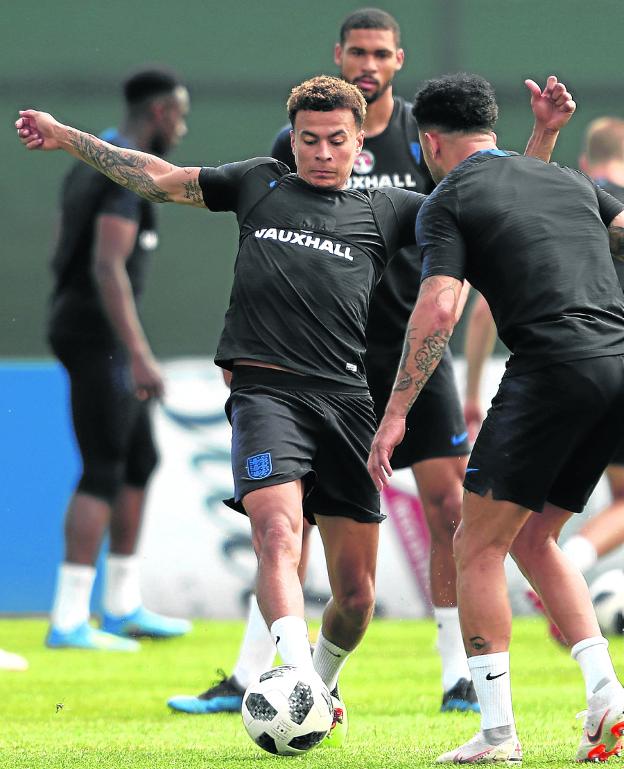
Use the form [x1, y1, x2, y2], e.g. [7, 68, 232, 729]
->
[590, 569, 624, 636]
[242, 665, 333, 756]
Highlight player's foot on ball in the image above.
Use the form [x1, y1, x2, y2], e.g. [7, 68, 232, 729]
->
[45, 622, 139, 652]
[436, 731, 522, 763]
[525, 589, 568, 646]
[322, 684, 348, 748]
[0, 648, 28, 671]
[576, 680, 624, 762]
[101, 606, 191, 639]
[441, 677, 481, 713]
[167, 670, 245, 714]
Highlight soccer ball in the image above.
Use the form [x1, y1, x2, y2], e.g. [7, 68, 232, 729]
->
[590, 569, 624, 636]
[242, 665, 333, 755]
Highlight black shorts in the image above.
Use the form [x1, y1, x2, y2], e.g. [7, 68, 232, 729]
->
[224, 367, 383, 525]
[465, 355, 624, 513]
[365, 348, 470, 469]
[49, 336, 158, 498]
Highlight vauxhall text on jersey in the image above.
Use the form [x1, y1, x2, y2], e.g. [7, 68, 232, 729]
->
[198, 158, 425, 387]
[253, 228, 354, 260]
[271, 97, 435, 357]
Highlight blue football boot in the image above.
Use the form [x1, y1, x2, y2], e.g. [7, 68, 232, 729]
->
[46, 621, 139, 651]
[101, 606, 192, 639]
[168, 670, 245, 714]
[440, 677, 480, 713]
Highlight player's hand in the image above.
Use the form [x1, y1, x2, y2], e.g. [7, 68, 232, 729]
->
[463, 397, 483, 444]
[131, 351, 165, 401]
[15, 109, 64, 151]
[368, 415, 406, 492]
[525, 75, 576, 132]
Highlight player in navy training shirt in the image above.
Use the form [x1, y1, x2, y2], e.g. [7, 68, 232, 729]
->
[369, 73, 624, 764]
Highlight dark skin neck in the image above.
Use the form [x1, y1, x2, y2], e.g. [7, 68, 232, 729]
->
[119, 116, 154, 153]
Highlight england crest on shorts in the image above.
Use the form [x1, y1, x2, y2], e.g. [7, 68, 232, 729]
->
[246, 452, 273, 479]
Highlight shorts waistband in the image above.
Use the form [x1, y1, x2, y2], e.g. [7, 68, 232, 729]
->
[230, 365, 368, 394]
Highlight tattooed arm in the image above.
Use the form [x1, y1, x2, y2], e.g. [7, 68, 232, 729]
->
[609, 212, 624, 262]
[15, 109, 205, 207]
[367, 275, 462, 491]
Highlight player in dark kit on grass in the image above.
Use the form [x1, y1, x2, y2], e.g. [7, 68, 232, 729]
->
[16, 74, 427, 736]
[167, 8, 578, 720]
[368, 73, 624, 764]
[39, 69, 192, 650]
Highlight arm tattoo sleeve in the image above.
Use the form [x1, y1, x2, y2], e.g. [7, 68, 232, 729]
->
[67, 129, 172, 203]
[609, 225, 624, 262]
[393, 327, 452, 409]
[183, 179, 204, 205]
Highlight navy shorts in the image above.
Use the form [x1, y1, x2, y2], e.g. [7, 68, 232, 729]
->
[224, 367, 383, 525]
[465, 355, 624, 513]
[365, 347, 470, 469]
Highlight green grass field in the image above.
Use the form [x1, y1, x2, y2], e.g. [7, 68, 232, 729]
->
[1, 617, 621, 768]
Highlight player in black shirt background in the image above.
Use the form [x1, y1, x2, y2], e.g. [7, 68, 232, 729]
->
[369, 73, 624, 763]
[39, 70, 192, 651]
[168, 8, 577, 720]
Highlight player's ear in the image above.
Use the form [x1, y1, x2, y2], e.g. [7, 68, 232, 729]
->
[395, 47, 405, 70]
[355, 129, 364, 154]
[423, 131, 440, 158]
[334, 42, 343, 67]
[290, 129, 296, 156]
[579, 153, 589, 173]
[491, 131, 497, 144]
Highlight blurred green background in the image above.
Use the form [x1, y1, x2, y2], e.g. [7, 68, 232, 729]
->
[4, 0, 624, 358]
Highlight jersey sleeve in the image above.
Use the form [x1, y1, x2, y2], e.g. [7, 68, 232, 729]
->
[595, 184, 624, 226]
[198, 157, 289, 212]
[418, 185, 467, 282]
[270, 126, 297, 172]
[374, 188, 426, 257]
[99, 182, 142, 222]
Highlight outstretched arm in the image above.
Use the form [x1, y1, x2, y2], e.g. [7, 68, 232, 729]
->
[15, 109, 204, 207]
[523, 75, 576, 163]
[368, 275, 462, 490]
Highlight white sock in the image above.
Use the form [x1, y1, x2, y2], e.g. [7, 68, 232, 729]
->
[50, 562, 96, 631]
[313, 630, 350, 691]
[434, 606, 471, 691]
[231, 594, 276, 689]
[571, 636, 617, 699]
[103, 554, 141, 617]
[270, 616, 314, 671]
[562, 535, 597, 574]
[468, 652, 515, 731]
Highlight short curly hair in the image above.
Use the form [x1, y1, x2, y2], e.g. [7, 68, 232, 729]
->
[287, 75, 367, 129]
[413, 73, 498, 133]
[339, 8, 400, 45]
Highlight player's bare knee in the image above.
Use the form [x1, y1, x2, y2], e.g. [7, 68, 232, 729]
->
[332, 581, 375, 626]
[252, 518, 301, 569]
[454, 525, 507, 570]
[425, 489, 462, 544]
